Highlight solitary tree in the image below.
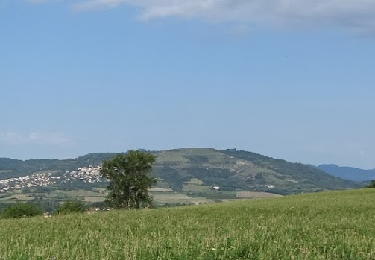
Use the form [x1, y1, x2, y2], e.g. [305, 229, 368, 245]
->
[100, 150, 156, 209]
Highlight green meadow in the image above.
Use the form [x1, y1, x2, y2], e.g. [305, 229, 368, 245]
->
[1, 189, 375, 260]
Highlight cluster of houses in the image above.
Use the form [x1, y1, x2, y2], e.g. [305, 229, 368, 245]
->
[63, 166, 103, 184]
[0, 173, 54, 193]
[0, 165, 103, 193]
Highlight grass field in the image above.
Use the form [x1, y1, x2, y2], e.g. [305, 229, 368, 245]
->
[1, 189, 375, 260]
[151, 192, 212, 205]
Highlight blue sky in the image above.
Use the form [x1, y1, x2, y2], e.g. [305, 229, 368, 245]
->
[1, 0, 375, 168]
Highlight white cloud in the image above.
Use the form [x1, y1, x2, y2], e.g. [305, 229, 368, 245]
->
[72, 0, 124, 10]
[25, 0, 56, 3]
[0, 132, 72, 146]
[24, 0, 375, 33]
[27, 132, 71, 145]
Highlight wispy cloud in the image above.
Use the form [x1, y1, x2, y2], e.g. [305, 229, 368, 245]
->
[0, 132, 73, 146]
[25, 0, 56, 3]
[22, 0, 375, 34]
[70, 0, 375, 32]
[72, 0, 124, 11]
[0, 132, 24, 145]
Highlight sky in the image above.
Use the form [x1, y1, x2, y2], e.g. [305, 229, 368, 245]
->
[1, 0, 375, 169]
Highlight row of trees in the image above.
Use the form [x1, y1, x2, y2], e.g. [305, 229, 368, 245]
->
[0, 200, 86, 219]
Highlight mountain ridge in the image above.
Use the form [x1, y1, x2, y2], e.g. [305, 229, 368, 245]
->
[317, 164, 375, 182]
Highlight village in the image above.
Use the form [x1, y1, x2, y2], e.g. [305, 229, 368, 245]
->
[0, 166, 103, 193]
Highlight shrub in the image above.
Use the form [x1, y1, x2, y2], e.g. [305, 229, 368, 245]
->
[55, 200, 86, 215]
[366, 180, 375, 188]
[0, 203, 43, 219]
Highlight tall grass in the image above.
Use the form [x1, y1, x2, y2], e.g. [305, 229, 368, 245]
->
[1, 189, 375, 260]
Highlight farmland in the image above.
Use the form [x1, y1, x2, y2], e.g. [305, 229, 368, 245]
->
[1, 189, 375, 259]
[0, 185, 279, 210]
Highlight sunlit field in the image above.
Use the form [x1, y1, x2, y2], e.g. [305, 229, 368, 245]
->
[1, 189, 375, 260]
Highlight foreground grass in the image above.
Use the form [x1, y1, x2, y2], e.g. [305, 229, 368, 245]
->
[1, 189, 375, 260]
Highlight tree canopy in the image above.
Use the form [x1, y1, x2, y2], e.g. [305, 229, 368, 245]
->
[100, 151, 156, 209]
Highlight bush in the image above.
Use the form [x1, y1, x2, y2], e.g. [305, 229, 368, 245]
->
[0, 203, 43, 219]
[55, 200, 86, 215]
[366, 180, 375, 188]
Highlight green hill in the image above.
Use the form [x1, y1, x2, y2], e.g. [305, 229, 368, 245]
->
[0, 148, 359, 196]
[151, 148, 359, 194]
[1, 189, 374, 259]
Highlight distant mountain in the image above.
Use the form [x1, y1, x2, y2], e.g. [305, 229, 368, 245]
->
[317, 164, 375, 182]
[0, 149, 361, 195]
